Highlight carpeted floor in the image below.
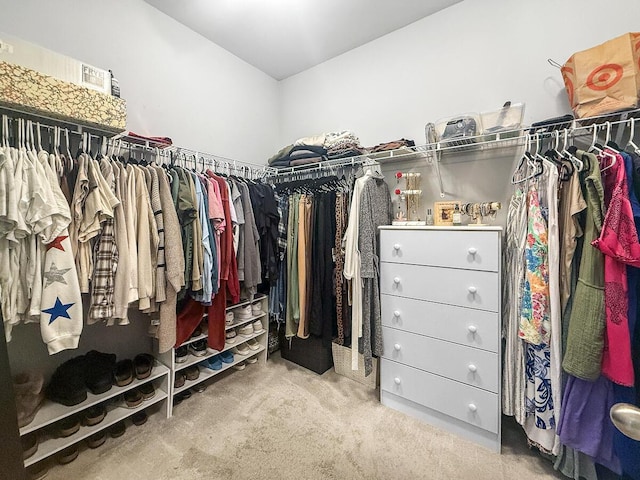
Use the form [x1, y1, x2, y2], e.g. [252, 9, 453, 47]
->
[43, 352, 564, 480]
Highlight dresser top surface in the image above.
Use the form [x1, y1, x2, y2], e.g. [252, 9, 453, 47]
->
[379, 225, 503, 232]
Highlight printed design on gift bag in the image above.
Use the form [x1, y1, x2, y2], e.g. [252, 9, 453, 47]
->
[586, 64, 623, 91]
[561, 66, 575, 106]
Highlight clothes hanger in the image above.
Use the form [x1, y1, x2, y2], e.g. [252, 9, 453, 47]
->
[511, 135, 541, 184]
[628, 117, 640, 155]
[561, 128, 583, 172]
[600, 122, 617, 172]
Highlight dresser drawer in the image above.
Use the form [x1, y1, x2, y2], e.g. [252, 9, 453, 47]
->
[381, 294, 499, 353]
[380, 229, 499, 272]
[380, 263, 500, 312]
[381, 360, 499, 434]
[382, 327, 499, 392]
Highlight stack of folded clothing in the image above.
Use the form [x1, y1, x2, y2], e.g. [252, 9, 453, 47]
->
[268, 136, 328, 169]
[324, 131, 366, 159]
[369, 138, 415, 152]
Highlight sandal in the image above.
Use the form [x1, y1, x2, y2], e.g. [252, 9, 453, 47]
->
[133, 354, 155, 380]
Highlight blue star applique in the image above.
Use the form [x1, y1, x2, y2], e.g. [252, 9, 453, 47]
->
[42, 297, 74, 325]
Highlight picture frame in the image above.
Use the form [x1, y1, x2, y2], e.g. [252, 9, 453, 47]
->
[434, 201, 460, 226]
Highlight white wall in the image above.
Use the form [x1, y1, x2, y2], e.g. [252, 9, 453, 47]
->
[279, 0, 640, 147]
[0, 0, 280, 163]
[279, 0, 640, 228]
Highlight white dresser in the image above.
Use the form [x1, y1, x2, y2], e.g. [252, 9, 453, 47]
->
[379, 226, 502, 452]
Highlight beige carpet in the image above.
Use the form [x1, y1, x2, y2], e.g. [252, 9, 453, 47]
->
[43, 352, 564, 480]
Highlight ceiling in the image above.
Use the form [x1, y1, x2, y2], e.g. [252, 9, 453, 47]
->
[145, 0, 462, 80]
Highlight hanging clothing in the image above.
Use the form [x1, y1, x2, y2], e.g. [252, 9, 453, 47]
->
[563, 151, 606, 381]
[592, 150, 640, 386]
[358, 175, 391, 376]
[343, 175, 368, 370]
[502, 187, 527, 424]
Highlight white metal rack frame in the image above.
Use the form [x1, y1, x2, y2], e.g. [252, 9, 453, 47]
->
[266, 108, 640, 197]
[158, 294, 269, 417]
[21, 362, 171, 468]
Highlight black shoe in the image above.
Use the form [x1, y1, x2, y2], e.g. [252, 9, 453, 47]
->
[56, 445, 79, 464]
[188, 340, 207, 357]
[46, 356, 87, 406]
[114, 359, 134, 387]
[131, 410, 147, 426]
[133, 354, 155, 380]
[175, 346, 189, 363]
[190, 325, 202, 338]
[109, 421, 126, 438]
[174, 372, 186, 389]
[57, 415, 81, 437]
[139, 382, 156, 400]
[86, 431, 106, 449]
[21, 433, 38, 460]
[185, 365, 200, 381]
[124, 389, 143, 408]
[84, 350, 117, 395]
[192, 383, 207, 393]
[83, 404, 106, 426]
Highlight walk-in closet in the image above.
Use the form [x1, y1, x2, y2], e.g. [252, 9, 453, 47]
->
[2, 1, 640, 479]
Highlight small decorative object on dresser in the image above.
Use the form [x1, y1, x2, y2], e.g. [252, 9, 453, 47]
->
[378, 225, 502, 452]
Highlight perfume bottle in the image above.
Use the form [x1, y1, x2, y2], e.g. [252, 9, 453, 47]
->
[426, 208, 434, 226]
[452, 203, 462, 226]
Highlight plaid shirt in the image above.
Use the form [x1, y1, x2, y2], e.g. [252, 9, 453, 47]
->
[88, 165, 119, 324]
[275, 193, 288, 259]
[88, 217, 118, 323]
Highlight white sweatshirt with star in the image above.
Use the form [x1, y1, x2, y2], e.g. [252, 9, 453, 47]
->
[37, 154, 82, 354]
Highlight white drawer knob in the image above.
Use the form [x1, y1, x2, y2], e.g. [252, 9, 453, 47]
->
[393, 243, 401, 250]
[468, 403, 477, 412]
[394, 343, 401, 351]
[468, 286, 477, 294]
[394, 377, 401, 385]
[467, 325, 477, 334]
[468, 247, 477, 255]
[468, 364, 477, 373]
[393, 277, 401, 284]
[393, 310, 401, 317]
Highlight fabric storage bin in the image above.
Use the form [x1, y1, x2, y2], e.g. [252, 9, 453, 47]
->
[0, 61, 126, 132]
[331, 342, 378, 389]
[279, 328, 333, 375]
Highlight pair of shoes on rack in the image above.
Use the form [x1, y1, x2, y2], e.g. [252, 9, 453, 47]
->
[201, 351, 234, 371]
[235, 305, 254, 320]
[188, 339, 208, 357]
[233, 339, 260, 355]
[237, 320, 264, 337]
[123, 382, 156, 408]
[251, 302, 262, 316]
[175, 346, 189, 363]
[83, 403, 106, 426]
[113, 354, 155, 387]
[86, 430, 107, 449]
[225, 311, 235, 326]
[233, 356, 259, 371]
[110, 421, 126, 438]
[46, 350, 117, 406]
[184, 365, 200, 381]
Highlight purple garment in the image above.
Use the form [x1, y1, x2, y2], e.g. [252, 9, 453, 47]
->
[558, 375, 621, 474]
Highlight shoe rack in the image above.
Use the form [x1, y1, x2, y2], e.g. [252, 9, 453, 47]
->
[21, 361, 170, 469]
[158, 294, 269, 417]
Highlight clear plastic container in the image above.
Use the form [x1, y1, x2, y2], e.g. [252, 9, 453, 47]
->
[480, 102, 525, 134]
[434, 113, 482, 148]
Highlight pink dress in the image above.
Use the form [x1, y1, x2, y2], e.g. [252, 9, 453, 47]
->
[592, 151, 640, 386]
